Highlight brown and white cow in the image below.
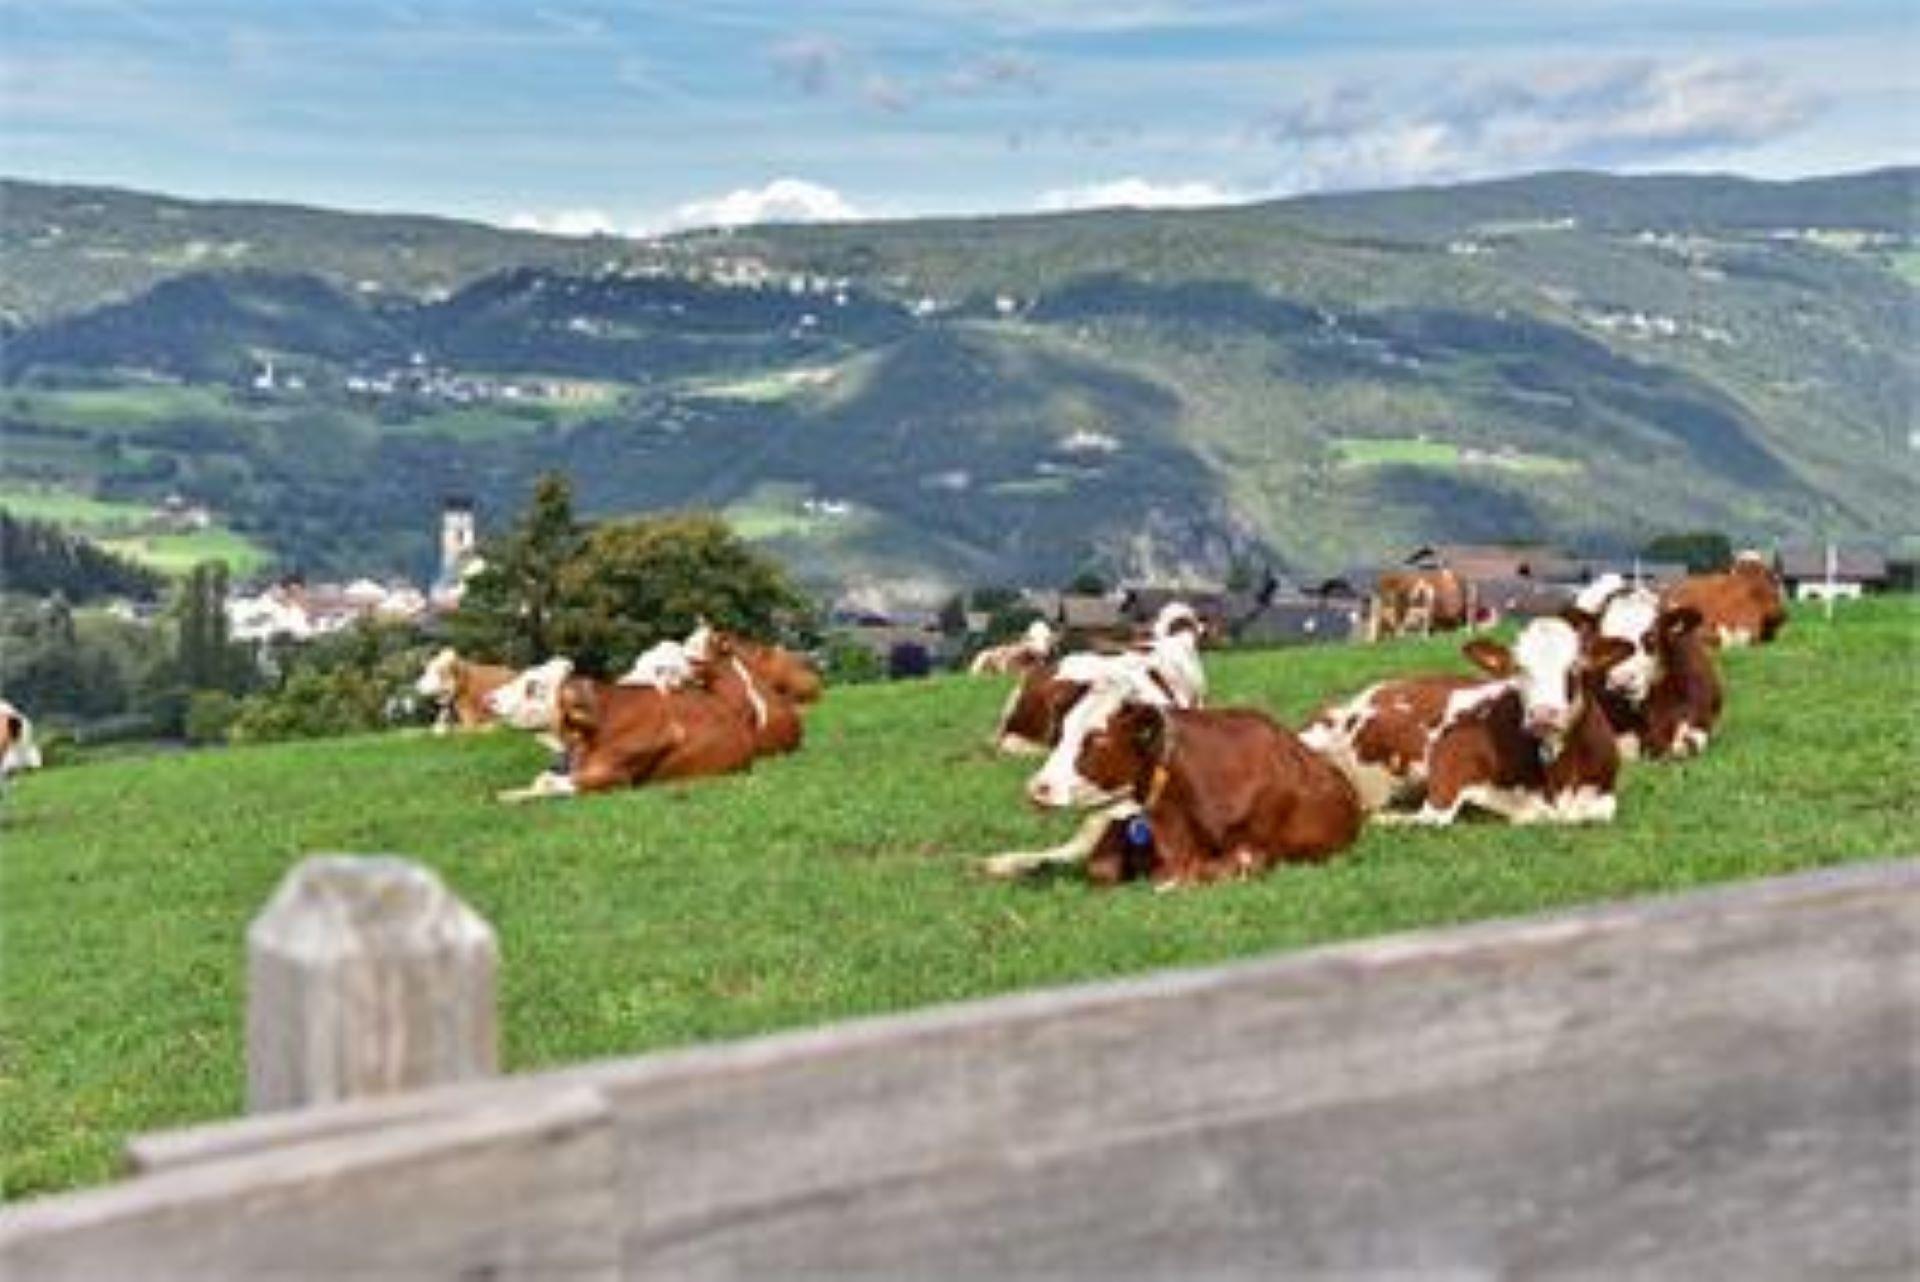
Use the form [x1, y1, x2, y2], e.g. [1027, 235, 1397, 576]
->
[992, 603, 1206, 755]
[1397, 618, 1635, 825]
[693, 629, 804, 757]
[1575, 590, 1723, 761]
[1367, 569, 1470, 641]
[983, 678, 1362, 886]
[1660, 552, 1787, 648]
[416, 648, 516, 733]
[2, 697, 43, 781]
[490, 665, 757, 802]
[968, 619, 1057, 677]
[1299, 672, 1486, 812]
[685, 623, 823, 706]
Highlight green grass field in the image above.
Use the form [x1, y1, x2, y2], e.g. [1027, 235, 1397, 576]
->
[97, 527, 273, 577]
[1, 386, 247, 433]
[0, 486, 154, 528]
[1, 598, 1913, 1199]
[0, 484, 273, 578]
[1331, 435, 1580, 476]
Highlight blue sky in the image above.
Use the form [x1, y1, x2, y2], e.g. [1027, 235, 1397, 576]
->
[3, 1, 1913, 233]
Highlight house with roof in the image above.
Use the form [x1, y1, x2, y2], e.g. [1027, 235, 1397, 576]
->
[1775, 545, 1890, 601]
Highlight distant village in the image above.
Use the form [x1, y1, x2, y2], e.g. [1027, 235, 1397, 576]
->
[196, 496, 1904, 673]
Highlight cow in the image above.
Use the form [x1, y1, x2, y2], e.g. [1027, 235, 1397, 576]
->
[1389, 618, 1636, 826]
[983, 677, 1362, 886]
[1299, 673, 1487, 812]
[968, 619, 1057, 677]
[1367, 569, 1470, 641]
[621, 639, 696, 689]
[1660, 552, 1787, 647]
[1574, 591, 1723, 761]
[693, 629, 804, 757]
[685, 623, 823, 706]
[489, 666, 757, 802]
[992, 602, 1207, 756]
[2, 698, 43, 782]
[416, 648, 516, 733]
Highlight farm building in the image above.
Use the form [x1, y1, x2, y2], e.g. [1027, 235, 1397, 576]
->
[1057, 593, 1128, 641]
[1405, 543, 1581, 583]
[1231, 597, 1367, 646]
[1775, 545, 1890, 600]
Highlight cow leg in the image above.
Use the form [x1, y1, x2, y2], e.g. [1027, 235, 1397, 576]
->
[496, 771, 578, 804]
[981, 806, 1137, 879]
[432, 704, 454, 736]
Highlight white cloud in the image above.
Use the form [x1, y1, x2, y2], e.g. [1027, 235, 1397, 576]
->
[667, 178, 863, 229]
[505, 208, 623, 237]
[504, 179, 864, 238]
[1036, 176, 1239, 212]
[1255, 57, 1824, 192]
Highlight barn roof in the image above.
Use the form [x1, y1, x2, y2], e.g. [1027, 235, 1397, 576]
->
[1776, 545, 1890, 581]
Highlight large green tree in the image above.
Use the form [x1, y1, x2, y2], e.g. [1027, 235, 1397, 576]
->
[551, 511, 807, 674]
[447, 472, 583, 667]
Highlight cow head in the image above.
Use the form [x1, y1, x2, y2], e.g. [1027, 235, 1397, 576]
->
[1152, 602, 1206, 644]
[486, 657, 574, 730]
[1, 701, 40, 777]
[1593, 589, 1662, 702]
[996, 664, 1086, 755]
[1463, 618, 1633, 759]
[415, 647, 461, 699]
[1026, 683, 1167, 810]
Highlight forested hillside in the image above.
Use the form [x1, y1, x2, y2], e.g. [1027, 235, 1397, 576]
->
[2, 169, 1913, 595]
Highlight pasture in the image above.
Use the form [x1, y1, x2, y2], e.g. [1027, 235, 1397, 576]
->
[1, 597, 1912, 1200]
[0, 483, 272, 577]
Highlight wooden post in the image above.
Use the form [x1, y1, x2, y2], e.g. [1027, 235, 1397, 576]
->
[246, 854, 498, 1113]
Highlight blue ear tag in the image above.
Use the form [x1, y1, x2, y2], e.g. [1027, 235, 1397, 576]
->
[547, 748, 571, 777]
[1124, 815, 1154, 849]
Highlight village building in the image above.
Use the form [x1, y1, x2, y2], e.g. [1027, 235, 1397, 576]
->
[1775, 545, 1891, 601]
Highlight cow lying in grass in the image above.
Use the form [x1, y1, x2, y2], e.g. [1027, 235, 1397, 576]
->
[691, 629, 804, 756]
[2, 697, 42, 786]
[1661, 551, 1787, 648]
[983, 673, 1361, 887]
[1573, 586, 1723, 761]
[993, 602, 1207, 755]
[1306, 617, 1635, 826]
[969, 620, 1057, 676]
[416, 648, 516, 733]
[489, 661, 757, 802]
[686, 623, 823, 707]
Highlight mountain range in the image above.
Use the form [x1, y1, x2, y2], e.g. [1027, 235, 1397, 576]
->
[2, 168, 1914, 599]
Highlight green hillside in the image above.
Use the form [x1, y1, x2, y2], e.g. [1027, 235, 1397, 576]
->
[2, 170, 1913, 591]
[1, 597, 1911, 1198]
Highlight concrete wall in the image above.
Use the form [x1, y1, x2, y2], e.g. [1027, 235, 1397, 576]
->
[3, 860, 1914, 1281]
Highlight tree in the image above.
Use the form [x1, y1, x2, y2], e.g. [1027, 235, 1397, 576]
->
[175, 560, 242, 692]
[1066, 569, 1108, 595]
[550, 512, 807, 674]
[447, 472, 581, 666]
[0, 510, 163, 601]
[1642, 531, 1733, 575]
[936, 593, 968, 637]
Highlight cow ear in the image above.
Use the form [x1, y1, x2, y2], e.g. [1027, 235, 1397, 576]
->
[1560, 605, 1599, 637]
[1660, 606, 1703, 639]
[1587, 637, 1637, 673]
[558, 680, 599, 734]
[1128, 704, 1167, 757]
[1462, 638, 1515, 677]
